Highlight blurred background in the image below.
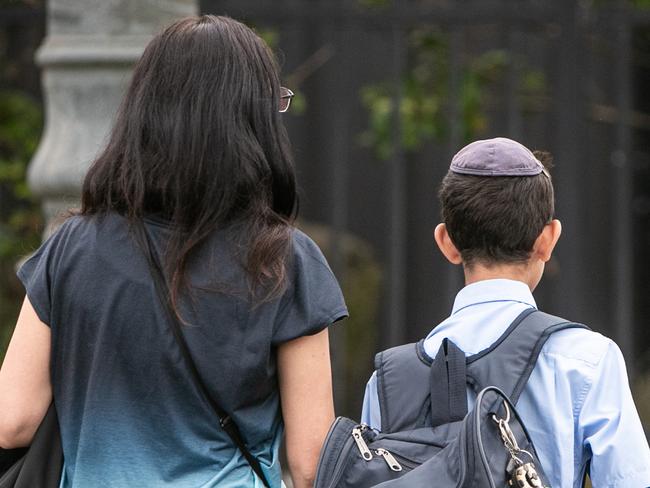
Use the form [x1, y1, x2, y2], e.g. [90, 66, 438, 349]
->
[1, 0, 650, 435]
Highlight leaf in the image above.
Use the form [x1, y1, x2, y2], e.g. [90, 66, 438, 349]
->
[359, 28, 547, 158]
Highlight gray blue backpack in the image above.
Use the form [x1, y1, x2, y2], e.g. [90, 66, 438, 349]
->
[314, 309, 588, 488]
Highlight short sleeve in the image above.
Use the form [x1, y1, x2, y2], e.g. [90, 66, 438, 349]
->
[16, 220, 73, 326]
[271, 230, 348, 344]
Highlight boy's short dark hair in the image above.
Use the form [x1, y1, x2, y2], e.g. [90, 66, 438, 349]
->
[438, 151, 554, 267]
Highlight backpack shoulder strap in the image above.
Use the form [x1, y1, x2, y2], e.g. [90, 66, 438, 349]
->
[376, 309, 590, 432]
[374, 342, 431, 433]
[466, 309, 590, 403]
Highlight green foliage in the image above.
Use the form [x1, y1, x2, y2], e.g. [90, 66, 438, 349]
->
[285, 89, 306, 115]
[257, 28, 279, 49]
[0, 91, 44, 359]
[359, 28, 546, 159]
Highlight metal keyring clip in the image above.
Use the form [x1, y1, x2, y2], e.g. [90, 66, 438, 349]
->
[491, 400, 511, 424]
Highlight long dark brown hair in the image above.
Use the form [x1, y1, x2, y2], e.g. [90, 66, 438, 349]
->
[80, 15, 298, 312]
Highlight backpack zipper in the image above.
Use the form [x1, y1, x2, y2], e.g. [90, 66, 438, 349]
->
[325, 423, 419, 487]
[374, 448, 403, 471]
[473, 388, 499, 488]
[324, 424, 373, 488]
[352, 425, 373, 461]
[353, 424, 422, 473]
[315, 417, 355, 488]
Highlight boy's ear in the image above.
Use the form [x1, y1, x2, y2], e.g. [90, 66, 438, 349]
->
[434, 223, 463, 265]
[533, 219, 562, 262]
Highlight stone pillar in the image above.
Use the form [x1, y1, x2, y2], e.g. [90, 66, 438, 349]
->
[29, 0, 198, 227]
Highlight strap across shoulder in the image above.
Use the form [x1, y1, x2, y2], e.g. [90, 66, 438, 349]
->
[465, 309, 589, 403]
[374, 309, 589, 433]
[374, 342, 431, 433]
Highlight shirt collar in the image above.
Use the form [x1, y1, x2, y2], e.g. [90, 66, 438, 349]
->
[451, 279, 537, 315]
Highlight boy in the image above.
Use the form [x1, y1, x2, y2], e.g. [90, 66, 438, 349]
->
[361, 137, 650, 487]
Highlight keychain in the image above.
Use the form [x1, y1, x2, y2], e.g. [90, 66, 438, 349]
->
[492, 403, 547, 488]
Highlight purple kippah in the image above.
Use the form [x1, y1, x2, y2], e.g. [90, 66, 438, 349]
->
[450, 137, 545, 176]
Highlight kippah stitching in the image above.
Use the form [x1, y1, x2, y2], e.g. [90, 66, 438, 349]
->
[451, 167, 543, 176]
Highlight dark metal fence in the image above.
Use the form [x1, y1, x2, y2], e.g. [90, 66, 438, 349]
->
[203, 0, 650, 422]
[2, 0, 649, 423]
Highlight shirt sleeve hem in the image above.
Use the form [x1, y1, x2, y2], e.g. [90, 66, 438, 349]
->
[271, 307, 349, 345]
[324, 307, 349, 326]
[16, 265, 51, 327]
[305, 307, 349, 336]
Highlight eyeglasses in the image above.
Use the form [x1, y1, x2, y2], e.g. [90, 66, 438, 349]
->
[279, 87, 294, 113]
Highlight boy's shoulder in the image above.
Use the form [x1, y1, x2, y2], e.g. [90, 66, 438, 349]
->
[539, 319, 615, 368]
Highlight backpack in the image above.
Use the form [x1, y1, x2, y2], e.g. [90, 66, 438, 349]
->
[314, 309, 588, 488]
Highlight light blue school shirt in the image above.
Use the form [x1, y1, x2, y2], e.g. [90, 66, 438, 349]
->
[361, 279, 650, 488]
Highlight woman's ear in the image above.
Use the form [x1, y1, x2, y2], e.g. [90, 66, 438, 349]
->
[533, 219, 562, 262]
[434, 223, 463, 265]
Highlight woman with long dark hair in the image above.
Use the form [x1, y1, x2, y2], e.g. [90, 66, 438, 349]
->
[0, 15, 347, 487]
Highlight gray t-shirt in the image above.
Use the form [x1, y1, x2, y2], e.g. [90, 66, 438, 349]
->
[18, 212, 348, 487]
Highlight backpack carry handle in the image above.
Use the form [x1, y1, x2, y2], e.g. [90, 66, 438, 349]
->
[429, 339, 468, 427]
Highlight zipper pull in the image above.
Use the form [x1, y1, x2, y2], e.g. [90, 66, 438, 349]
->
[352, 426, 373, 461]
[375, 448, 403, 472]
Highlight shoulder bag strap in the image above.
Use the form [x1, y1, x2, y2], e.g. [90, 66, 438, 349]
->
[138, 224, 271, 488]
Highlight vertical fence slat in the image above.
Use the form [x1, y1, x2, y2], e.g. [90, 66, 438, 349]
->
[445, 27, 465, 301]
[613, 7, 634, 375]
[507, 29, 523, 139]
[552, 1, 585, 320]
[329, 8, 350, 411]
[386, 23, 407, 348]
[328, 0, 348, 274]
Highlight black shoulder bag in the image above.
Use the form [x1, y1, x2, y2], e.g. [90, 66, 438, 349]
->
[139, 225, 271, 488]
[0, 400, 63, 487]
